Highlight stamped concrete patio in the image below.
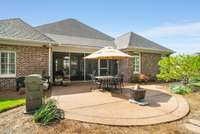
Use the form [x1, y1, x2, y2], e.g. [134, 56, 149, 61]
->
[51, 83, 189, 126]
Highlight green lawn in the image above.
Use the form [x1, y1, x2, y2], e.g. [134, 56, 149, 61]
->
[0, 98, 25, 113]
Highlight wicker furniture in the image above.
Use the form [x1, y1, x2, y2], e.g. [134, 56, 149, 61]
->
[90, 74, 101, 89]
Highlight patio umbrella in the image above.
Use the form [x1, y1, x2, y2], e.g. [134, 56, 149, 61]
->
[84, 46, 132, 60]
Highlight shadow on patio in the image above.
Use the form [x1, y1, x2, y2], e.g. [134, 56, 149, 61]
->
[50, 83, 189, 126]
[51, 82, 93, 96]
[51, 82, 172, 108]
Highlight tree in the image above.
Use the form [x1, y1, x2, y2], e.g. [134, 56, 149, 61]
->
[157, 55, 200, 85]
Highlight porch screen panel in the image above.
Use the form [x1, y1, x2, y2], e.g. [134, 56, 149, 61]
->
[100, 60, 109, 76]
[109, 60, 118, 75]
[86, 59, 98, 80]
[53, 52, 70, 80]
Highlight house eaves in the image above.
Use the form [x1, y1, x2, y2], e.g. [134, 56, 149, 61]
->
[0, 37, 57, 47]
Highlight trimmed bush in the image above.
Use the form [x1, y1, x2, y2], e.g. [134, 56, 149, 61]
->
[33, 99, 64, 125]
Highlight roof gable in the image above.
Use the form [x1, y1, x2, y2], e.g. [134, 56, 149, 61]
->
[0, 18, 53, 42]
[115, 32, 174, 54]
[35, 19, 114, 41]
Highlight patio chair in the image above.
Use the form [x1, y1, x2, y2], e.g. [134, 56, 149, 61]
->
[111, 77, 119, 89]
[54, 70, 64, 86]
[16, 76, 25, 91]
[89, 74, 101, 90]
[62, 70, 70, 85]
[41, 70, 51, 90]
[112, 74, 124, 94]
[119, 74, 124, 88]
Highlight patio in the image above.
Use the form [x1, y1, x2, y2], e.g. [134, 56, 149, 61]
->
[51, 83, 189, 126]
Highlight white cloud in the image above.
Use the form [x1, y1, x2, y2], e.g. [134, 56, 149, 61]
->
[140, 22, 200, 38]
[165, 42, 200, 54]
[138, 22, 200, 54]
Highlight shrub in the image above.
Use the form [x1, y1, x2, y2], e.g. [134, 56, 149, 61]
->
[189, 76, 200, 89]
[189, 76, 200, 83]
[157, 55, 200, 85]
[170, 84, 192, 95]
[139, 73, 150, 82]
[33, 99, 64, 125]
[132, 73, 150, 83]
[132, 74, 140, 82]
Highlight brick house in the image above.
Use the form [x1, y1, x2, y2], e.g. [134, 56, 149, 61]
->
[0, 18, 173, 90]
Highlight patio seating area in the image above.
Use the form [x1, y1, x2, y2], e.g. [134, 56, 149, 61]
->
[91, 74, 124, 91]
[51, 83, 189, 126]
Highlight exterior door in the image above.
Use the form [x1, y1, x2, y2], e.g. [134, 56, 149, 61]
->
[70, 53, 84, 81]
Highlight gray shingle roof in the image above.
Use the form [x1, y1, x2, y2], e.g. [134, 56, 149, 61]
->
[35, 18, 114, 41]
[0, 18, 173, 54]
[45, 33, 115, 48]
[0, 18, 54, 42]
[115, 32, 174, 53]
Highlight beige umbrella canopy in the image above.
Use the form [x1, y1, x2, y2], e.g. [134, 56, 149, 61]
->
[84, 46, 132, 60]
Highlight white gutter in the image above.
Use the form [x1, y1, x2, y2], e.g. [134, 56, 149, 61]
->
[57, 43, 103, 49]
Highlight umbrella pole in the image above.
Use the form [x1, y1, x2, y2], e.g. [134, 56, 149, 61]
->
[98, 59, 100, 76]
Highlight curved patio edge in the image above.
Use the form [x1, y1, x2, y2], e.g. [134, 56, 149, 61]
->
[64, 94, 189, 126]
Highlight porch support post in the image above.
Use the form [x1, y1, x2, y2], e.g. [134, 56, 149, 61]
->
[69, 53, 71, 81]
[48, 46, 53, 82]
[84, 53, 86, 80]
[98, 59, 100, 76]
[107, 60, 109, 75]
[117, 60, 119, 75]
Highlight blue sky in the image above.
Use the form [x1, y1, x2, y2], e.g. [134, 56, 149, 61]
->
[1, 0, 200, 54]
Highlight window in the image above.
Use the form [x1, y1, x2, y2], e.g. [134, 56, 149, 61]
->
[132, 53, 141, 74]
[0, 51, 16, 77]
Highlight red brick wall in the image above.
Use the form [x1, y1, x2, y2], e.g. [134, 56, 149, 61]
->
[118, 51, 161, 82]
[0, 44, 49, 90]
[118, 52, 133, 82]
[141, 53, 161, 79]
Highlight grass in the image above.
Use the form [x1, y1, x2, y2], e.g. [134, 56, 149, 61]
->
[0, 98, 25, 113]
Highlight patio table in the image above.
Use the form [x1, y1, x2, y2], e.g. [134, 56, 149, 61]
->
[95, 76, 120, 89]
